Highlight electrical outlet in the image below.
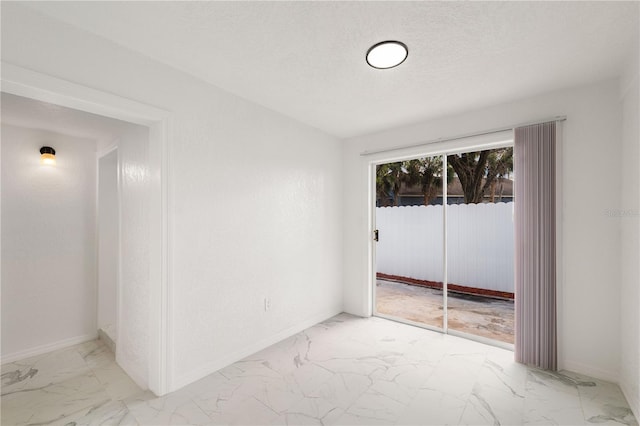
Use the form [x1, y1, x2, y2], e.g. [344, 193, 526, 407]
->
[264, 297, 271, 311]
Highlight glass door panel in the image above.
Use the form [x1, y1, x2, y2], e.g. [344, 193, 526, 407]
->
[374, 156, 445, 330]
[445, 147, 515, 344]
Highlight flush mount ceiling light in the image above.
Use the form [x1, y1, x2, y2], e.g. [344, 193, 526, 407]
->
[366, 41, 408, 69]
[40, 146, 56, 165]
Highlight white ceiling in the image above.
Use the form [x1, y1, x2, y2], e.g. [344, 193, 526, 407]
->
[1, 92, 137, 147]
[21, 1, 639, 139]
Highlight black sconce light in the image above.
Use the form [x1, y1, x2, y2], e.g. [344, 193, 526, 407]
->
[40, 146, 56, 165]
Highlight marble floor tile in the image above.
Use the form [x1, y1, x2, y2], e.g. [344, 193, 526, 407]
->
[395, 388, 467, 425]
[421, 352, 486, 401]
[568, 372, 638, 426]
[0, 340, 145, 426]
[2, 314, 637, 426]
[1, 373, 110, 425]
[346, 381, 412, 422]
[125, 391, 212, 425]
[305, 371, 373, 410]
[329, 411, 391, 425]
[278, 395, 344, 425]
[205, 394, 281, 425]
[49, 400, 138, 426]
[460, 381, 525, 426]
[1, 344, 91, 393]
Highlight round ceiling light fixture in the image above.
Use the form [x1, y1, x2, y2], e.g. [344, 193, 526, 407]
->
[366, 41, 408, 69]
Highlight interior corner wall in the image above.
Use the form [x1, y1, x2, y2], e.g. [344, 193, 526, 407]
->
[1, 124, 97, 361]
[1, 4, 343, 391]
[343, 79, 623, 383]
[619, 62, 640, 417]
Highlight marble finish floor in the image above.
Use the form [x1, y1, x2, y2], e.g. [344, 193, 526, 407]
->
[1, 313, 636, 425]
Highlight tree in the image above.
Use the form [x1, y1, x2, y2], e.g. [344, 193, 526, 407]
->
[447, 147, 513, 204]
[404, 157, 451, 205]
[487, 148, 513, 202]
[376, 162, 405, 206]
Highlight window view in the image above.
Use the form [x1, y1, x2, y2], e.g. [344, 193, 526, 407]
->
[375, 156, 445, 329]
[374, 147, 515, 345]
[445, 147, 514, 344]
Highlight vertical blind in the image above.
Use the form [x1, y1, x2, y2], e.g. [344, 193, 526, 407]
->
[514, 121, 558, 370]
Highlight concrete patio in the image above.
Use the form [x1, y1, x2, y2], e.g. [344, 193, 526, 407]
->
[375, 280, 514, 344]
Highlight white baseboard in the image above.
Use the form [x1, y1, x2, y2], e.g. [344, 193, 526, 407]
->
[561, 359, 619, 384]
[97, 328, 116, 354]
[1, 333, 98, 365]
[172, 307, 343, 391]
[619, 380, 640, 421]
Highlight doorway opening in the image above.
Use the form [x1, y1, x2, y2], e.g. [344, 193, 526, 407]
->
[1, 63, 170, 395]
[1, 91, 150, 381]
[373, 144, 515, 347]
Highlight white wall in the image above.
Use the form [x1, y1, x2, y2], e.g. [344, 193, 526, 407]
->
[169, 94, 343, 389]
[343, 80, 623, 382]
[1, 4, 343, 391]
[619, 55, 639, 418]
[112, 125, 151, 389]
[1, 124, 97, 361]
[97, 149, 118, 332]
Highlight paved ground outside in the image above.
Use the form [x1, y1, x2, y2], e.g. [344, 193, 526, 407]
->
[375, 279, 514, 344]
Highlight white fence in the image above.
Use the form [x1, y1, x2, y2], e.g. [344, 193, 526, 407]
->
[376, 202, 514, 293]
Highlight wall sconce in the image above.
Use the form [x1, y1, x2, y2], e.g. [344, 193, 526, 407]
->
[40, 146, 56, 165]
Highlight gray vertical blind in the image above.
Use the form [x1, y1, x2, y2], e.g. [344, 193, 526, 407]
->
[514, 121, 557, 370]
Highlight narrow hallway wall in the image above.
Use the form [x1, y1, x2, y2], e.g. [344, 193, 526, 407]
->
[1, 124, 97, 360]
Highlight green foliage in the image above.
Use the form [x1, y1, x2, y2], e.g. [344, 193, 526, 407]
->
[376, 156, 450, 206]
[376, 147, 513, 206]
[404, 157, 452, 205]
[447, 147, 513, 203]
[376, 162, 405, 206]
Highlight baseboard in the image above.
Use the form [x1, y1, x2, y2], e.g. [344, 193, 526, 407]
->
[619, 380, 640, 421]
[98, 328, 116, 354]
[172, 307, 342, 391]
[561, 359, 619, 384]
[1, 333, 98, 365]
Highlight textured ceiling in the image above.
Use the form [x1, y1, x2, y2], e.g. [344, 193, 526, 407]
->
[19, 1, 640, 138]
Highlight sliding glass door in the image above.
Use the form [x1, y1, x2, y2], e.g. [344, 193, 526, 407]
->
[373, 146, 515, 346]
[374, 156, 444, 330]
[445, 147, 515, 345]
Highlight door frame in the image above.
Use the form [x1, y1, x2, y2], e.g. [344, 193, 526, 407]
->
[368, 133, 515, 348]
[96, 146, 120, 350]
[1, 62, 173, 395]
[371, 153, 448, 334]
